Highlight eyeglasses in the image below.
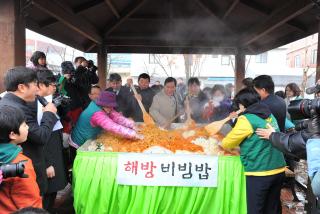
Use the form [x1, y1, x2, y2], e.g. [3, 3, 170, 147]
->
[49, 83, 57, 87]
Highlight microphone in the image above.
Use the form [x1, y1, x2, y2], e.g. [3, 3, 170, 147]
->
[36, 95, 60, 119]
[36, 95, 49, 107]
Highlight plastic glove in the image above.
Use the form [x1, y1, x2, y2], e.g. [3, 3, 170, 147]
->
[135, 134, 144, 140]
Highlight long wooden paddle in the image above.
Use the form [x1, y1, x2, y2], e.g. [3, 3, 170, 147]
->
[204, 109, 243, 135]
[130, 85, 155, 125]
[162, 112, 184, 129]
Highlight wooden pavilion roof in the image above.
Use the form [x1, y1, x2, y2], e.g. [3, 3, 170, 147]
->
[24, 0, 320, 54]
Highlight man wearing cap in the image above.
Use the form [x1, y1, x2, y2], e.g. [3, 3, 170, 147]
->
[69, 91, 143, 160]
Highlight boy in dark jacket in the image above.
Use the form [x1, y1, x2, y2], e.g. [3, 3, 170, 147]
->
[0, 105, 42, 212]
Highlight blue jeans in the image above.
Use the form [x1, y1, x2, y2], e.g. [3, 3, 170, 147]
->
[307, 139, 320, 197]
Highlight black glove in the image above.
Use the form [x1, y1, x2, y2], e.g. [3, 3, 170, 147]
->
[306, 107, 320, 138]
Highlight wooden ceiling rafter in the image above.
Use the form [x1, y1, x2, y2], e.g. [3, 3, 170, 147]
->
[240, 0, 314, 47]
[193, 0, 234, 33]
[240, 0, 308, 33]
[104, 0, 120, 19]
[104, 0, 148, 37]
[31, 0, 102, 44]
[247, 31, 309, 54]
[26, 18, 85, 51]
[222, 0, 239, 20]
[39, 0, 104, 28]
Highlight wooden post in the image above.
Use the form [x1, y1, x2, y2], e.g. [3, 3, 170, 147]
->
[235, 52, 246, 93]
[97, 45, 107, 89]
[316, 20, 320, 83]
[0, 0, 26, 92]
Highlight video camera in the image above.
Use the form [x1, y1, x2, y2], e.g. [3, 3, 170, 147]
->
[53, 94, 71, 108]
[287, 83, 320, 121]
[87, 60, 97, 73]
[0, 160, 28, 179]
[288, 98, 320, 120]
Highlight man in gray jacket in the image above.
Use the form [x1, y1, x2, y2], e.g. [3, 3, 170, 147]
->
[150, 77, 182, 128]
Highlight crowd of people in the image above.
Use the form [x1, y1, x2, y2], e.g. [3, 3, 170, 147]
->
[0, 50, 319, 214]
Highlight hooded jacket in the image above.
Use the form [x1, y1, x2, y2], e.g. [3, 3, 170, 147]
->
[71, 101, 138, 147]
[222, 102, 286, 175]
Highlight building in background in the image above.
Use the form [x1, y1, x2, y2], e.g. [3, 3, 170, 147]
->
[26, 29, 318, 92]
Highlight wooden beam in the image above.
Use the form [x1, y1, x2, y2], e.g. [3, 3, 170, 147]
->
[240, 0, 314, 46]
[194, 0, 233, 33]
[39, 0, 104, 28]
[105, 38, 237, 48]
[316, 20, 320, 82]
[104, 0, 120, 19]
[104, 0, 148, 37]
[97, 44, 107, 89]
[73, 0, 104, 13]
[246, 31, 311, 55]
[0, 0, 26, 92]
[107, 46, 237, 55]
[31, 0, 102, 44]
[235, 52, 245, 93]
[240, 0, 308, 33]
[26, 18, 86, 52]
[84, 42, 97, 52]
[222, 0, 239, 20]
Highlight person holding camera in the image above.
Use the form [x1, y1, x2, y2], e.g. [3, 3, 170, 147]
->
[58, 61, 83, 134]
[0, 105, 42, 212]
[0, 67, 58, 198]
[256, 99, 320, 200]
[35, 70, 68, 212]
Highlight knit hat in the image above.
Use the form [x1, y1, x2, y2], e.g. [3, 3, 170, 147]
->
[95, 91, 117, 107]
[61, 61, 75, 74]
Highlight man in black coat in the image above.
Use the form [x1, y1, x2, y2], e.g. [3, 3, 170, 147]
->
[127, 73, 155, 122]
[253, 75, 287, 132]
[36, 69, 68, 212]
[0, 67, 57, 196]
[106, 73, 132, 117]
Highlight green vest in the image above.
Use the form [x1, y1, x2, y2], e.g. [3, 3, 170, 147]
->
[240, 114, 286, 172]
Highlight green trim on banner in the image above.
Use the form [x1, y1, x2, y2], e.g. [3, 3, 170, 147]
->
[73, 151, 247, 214]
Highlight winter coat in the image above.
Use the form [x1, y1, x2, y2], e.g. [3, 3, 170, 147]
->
[71, 101, 137, 147]
[261, 94, 287, 132]
[0, 93, 58, 195]
[0, 152, 42, 212]
[44, 130, 68, 193]
[106, 86, 132, 117]
[36, 99, 68, 194]
[222, 102, 286, 175]
[127, 87, 155, 122]
[149, 90, 181, 126]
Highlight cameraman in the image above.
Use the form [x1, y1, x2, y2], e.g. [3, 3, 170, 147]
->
[256, 102, 320, 199]
[58, 61, 83, 134]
